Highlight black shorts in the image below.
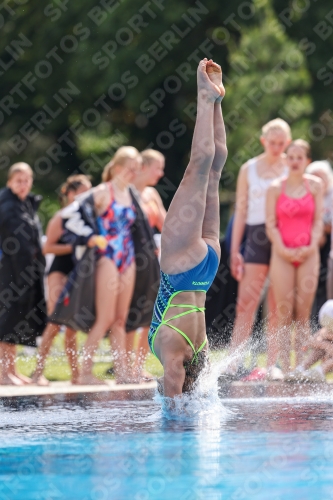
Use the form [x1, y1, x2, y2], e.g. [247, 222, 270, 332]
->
[48, 254, 74, 276]
[243, 223, 271, 265]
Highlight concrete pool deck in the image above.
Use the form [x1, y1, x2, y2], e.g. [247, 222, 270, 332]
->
[0, 379, 332, 400]
[0, 380, 157, 399]
[219, 379, 333, 399]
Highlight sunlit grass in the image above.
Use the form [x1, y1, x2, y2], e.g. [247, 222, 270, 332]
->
[16, 331, 164, 381]
[15, 334, 333, 383]
[16, 354, 164, 381]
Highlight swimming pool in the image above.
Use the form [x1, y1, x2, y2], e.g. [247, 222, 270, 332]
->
[1, 389, 333, 500]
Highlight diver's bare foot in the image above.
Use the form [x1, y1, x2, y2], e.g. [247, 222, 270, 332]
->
[0, 373, 24, 386]
[77, 374, 106, 385]
[206, 59, 225, 101]
[197, 58, 221, 102]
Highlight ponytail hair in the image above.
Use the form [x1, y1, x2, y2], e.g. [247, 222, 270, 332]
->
[141, 149, 165, 167]
[102, 146, 140, 182]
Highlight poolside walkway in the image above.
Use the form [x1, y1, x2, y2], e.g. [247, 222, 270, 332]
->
[1, 379, 332, 400]
[0, 380, 157, 398]
[219, 379, 333, 399]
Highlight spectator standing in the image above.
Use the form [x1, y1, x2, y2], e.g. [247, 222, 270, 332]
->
[266, 140, 323, 377]
[227, 119, 291, 380]
[138, 150, 166, 240]
[306, 161, 333, 327]
[32, 175, 92, 385]
[125, 149, 166, 381]
[0, 163, 47, 385]
[61, 146, 141, 384]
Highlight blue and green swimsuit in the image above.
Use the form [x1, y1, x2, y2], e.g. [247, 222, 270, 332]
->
[148, 245, 219, 363]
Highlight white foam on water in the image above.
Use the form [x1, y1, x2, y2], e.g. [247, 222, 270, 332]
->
[156, 348, 247, 423]
[156, 390, 231, 426]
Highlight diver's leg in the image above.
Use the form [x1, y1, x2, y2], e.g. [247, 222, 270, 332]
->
[202, 94, 227, 255]
[161, 59, 220, 274]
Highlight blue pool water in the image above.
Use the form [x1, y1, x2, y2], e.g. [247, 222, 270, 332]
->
[1, 393, 333, 500]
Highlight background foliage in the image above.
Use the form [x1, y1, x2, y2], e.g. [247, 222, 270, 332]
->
[0, 0, 332, 224]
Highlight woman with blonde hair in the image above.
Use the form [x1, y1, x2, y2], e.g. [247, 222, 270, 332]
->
[227, 118, 291, 380]
[61, 146, 141, 384]
[125, 149, 166, 382]
[32, 174, 92, 385]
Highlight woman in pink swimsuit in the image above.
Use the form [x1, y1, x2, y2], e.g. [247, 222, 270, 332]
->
[266, 140, 323, 378]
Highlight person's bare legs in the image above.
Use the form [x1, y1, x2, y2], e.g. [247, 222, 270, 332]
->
[79, 257, 117, 385]
[0, 342, 23, 386]
[270, 252, 296, 373]
[110, 262, 136, 383]
[161, 59, 221, 274]
[294, 252, 320, 367]
[228, 263, 269, 371]
[128, 327, 153, 381]
[125, 329, 136, 378]
[65, 327, 79, 384]
[32, 272, 67, 385]
[126, 330, 135, 355]
[266, 286, 279, 368]
[137, 328, 152, 379]
[0, 343, 32, 385]
[32, 323, 60, 385]
[13, 354, 32, 385]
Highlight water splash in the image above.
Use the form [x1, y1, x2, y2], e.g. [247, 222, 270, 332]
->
[155, 390, 230, 424]
[155, 348, 248, 422]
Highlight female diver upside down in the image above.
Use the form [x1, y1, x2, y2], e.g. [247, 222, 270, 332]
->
[148, 58, 227, 398]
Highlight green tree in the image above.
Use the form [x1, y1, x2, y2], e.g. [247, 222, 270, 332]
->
[0, 0, 239, 203]
[272, 0, 333, 161]
[0, 0, 318, 224]
[222, 0, 312, 188]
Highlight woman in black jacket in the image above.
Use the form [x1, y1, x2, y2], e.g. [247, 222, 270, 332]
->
[0, 163, 47, 385]
[32, 175, 92, 386]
